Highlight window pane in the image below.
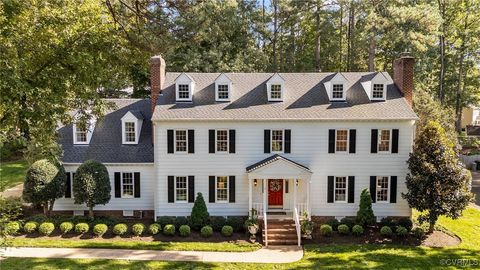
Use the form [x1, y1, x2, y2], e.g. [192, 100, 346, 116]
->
[336, 130, 348, 152]
[270, 84, 282, 99]
[216, 130, 228, 152]
[76, 126, 87, 142]
[271, 130, 283, 152]
[335, 177, 347, 202]
[125, 122, 136, 142]
[373, 84, 384, 98]
[376, 176, 389, 202]
[216, 176, 228, 202]
[122, 172, 133, 197]
[379, 129, 390, 152]
[217, 84, 229, 99]
[175, 130, 187, 152]
[332, 84, 344, 99]
[178, 84, 190, 99]
[176, 177, 187, 201]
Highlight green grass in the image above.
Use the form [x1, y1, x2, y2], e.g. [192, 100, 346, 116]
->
[0, 159, 28, 191]
[3, 207, 480, 269]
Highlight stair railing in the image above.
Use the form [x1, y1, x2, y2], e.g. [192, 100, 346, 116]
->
[263, 211, 268, 247]
[294, 207, 301, 247]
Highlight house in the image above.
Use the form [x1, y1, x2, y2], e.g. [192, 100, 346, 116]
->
[54, 55, 417, 244]
[461, 107, 480, 136]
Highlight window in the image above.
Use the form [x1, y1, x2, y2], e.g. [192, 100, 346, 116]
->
[175, 130, 187, 152]
[216, 130, 228, 152]
[217, 84, 229, 100]
[271, 129, 284, 152]
[75, 126, 87, 143]
[373, 84, 384, 99]
[332, 84, 344, 99]
[335, 130, 348, 152]
[175, 176, 187, 202]
[334, 177, 347, 202]
[124, 122, 136, 142]
[270, 84, 282, 100]
[122, 172, 134, 198]
[378, 129, 391, 152]
[376, 176, 389, 202]
[216, 176, 228, 202]
[178, 84, 190, 99]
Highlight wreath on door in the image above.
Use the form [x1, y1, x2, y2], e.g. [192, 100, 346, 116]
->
[269, 180, 282, 192]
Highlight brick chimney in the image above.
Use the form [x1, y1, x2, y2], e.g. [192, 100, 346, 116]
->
[393, 54, 414, 106]
[149, 55, 165, 113]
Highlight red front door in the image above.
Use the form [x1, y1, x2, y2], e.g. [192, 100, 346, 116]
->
[268, 179, 283, 206]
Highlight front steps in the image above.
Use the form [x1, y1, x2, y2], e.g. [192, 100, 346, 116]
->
[262, 218, 298, 246]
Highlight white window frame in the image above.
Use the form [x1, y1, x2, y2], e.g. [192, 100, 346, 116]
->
[372, 83, 386, 100]
[269, 84, 283, 101]
[73, 124, 89, 145]
[174, 129, 188, 153]
[376, 176, 390, 203]
[331, 84, 345, 101]
[215, 129, 229, 153]
[177, 84, 191, 101]
[123, 121, 137, 144]
[215, 84, 230, 102]
[175, 176, 188, 203]
[121, 172, 135, 198]
[215, 176, 229, 203]
[334, 176, 348, 203]
[378, 129, 391, 153]
[271, 129, 284, 153]
[335, 129, 349, 153]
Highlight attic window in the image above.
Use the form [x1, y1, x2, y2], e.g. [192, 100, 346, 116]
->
[270, 84, 282, 100]
[124, 122, 136, 142]
[332, 84, 344, 99]
[75, 126, 87, 143]
[178, 84, 190, 99]
[73, 120, 94, 145]
[217, 84, 229, 100]
[372, 84, 385, 99]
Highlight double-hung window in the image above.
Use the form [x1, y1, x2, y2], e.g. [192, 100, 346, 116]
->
[334, 176, 347, 202]
[332, 84, 344, 99]
[124, 122, 136, 142]
[122, 172, 134, 198]
[335, 130, 348, 152]
[175, 176, 188, 202]
[75, 126, 87, 143]
[372, 84, 384, 99]
[178, 84, 190, 100]
[217, 84, 229, 100]
[378, 129, 391, 152]
[216, 176, 228, 202]
[376, 176, 389, 202]
[271, 129, 284, 152]
[270, 84, 282, 100]
[175, 130, 187, 152]
[216, 129, 228, 153]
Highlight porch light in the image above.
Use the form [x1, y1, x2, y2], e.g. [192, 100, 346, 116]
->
[295, 179, 299, 186]
[253, 179, 257, 187]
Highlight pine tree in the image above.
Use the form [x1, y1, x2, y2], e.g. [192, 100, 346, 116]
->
[356, 188, 375, 226]
[190, 192, 210, 230]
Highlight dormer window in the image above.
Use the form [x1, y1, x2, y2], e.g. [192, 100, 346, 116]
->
[215, 73, 232, 102]
[361, 72, 388, 101]
[217, 85, 229, 100]
[266, 73, 285, 102]
[121, 111, 143, 144]
[73, 116, 95, 145]
[332, 84, 344, 99]
[74, 126, 88, 143]
[178, 84, 190, 99]
[372, 84, 385, 99]
[324, 73, 347, 101]
[175, 73, 194, 102]
[124, 122, 136, 142]
[270, 84, 282, 99]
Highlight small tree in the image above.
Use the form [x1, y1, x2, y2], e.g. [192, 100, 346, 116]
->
[356, 189, 376, 226]
[22, 159, 66, 215]
[403, 121, 473, 233]
[73, 160, 111, 218]
[190, 192, 209, 230]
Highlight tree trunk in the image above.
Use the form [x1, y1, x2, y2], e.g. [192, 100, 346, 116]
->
[455, 3, 469, 132]
[48, 200, 54, 216]
[272, 0, 278, 71]
[315, 3, 321, 72]
[89, 206, 94, 219]
[43, 204, 49, 216]
[438, 0, 446, 104]
[339, 4, 343, 71]
[368, 27, 376, 72]
[428, 222, 435, 233]
[347, 1, 355, 71]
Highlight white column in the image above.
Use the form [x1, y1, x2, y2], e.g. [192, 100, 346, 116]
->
[248, 176, 253, 217]
[293, 179, 298, 216]
[307, 177, 311, 219]
[263, 179, 267, 214]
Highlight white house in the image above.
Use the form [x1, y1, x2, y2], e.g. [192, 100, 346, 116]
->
[55, 54, 417, 244]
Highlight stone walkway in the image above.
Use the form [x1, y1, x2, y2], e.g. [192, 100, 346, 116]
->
[0, 183, 23, 198]
[1, 246, 303, 263]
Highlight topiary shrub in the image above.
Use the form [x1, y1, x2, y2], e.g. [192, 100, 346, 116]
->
[325, 218, 340, 231]
[397, 217, 413, 232]
[226, 216, 245, 232]
[163, 224, 175, 236]
[23, 222, 38, 233]
[148, 223, 161, 235]
[157, 216, 176, 229]
[221, 225, 233, 237]
[75, 223, 89, 234]
[352, 225, 364, 236]
[174, 216, 189, 229]
[190, 193, 210, 230]
[93, 224, 108, 237]
[380, 226, 392, 236]
[356, 189, 376, 226]
[379, 217, 396, 228]
[340, 217, 356, 229]
[60, 222, 74, 234]
[396, 226, 408, 237]
[179, 225, 191, 237]
[210, 216, 227, 232]
[113, 223, 128, 236]
[200, 225, 213, 237]
[39, 222, 55, 236]
[5, 221, 21, 235]
[131, 223, 145, 236]
[319, 224, 333, 236]
[338, 224, 350, 235]
[413, 227, 426, 239]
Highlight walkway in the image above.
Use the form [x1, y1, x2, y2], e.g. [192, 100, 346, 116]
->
[0, 183, 23, 198]
[1, 246, 303, 263]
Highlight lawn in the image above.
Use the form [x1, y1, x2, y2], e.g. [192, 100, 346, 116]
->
[3, 207, 479, 269]
[0, 159, 28, 191]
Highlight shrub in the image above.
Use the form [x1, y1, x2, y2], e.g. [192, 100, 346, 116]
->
[200, 225, 213, 237]
[23, 222, 38, 233]
[221, 225, 233, 237]
[397, 217, 413, 232]
[26, 214, 49, 225]
[59, 222, 74, 234]
[157, 216, 176, 228]
[113, 223, 128, 236]
[379, 217, 396, 228]
[190, 193, 210, 230]
[340, 217, 356, 228]
[39, 222, 55, 236]
[226, 216, 245, 232]
[132, 223, 145, 236]
[352, 225, 364, 236]
[90, 216, 120, 227]
[413, 227, 426, 239]
[338, 224, 350, 235]
[5, 221, 21, 235]
[179, 225, 191, 237]
[210, 216, 226, 232]
[75, 223, 89, 234]
[356, 189, 375, 226]
[93, 224, 108, 237]
[319, 224, 333, 236]
[0, 197, 23, 221]
[148, 223, 161, 235]
[163, 224, 175, 236]
[380, 226, 392, 236]
[396, 226, 408, 237]
[325, 218, 340, 231]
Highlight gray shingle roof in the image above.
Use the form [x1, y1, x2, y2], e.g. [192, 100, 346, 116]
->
[246, 154, 311, 173]
[152, 72, 418, 121]
[58, 99, 153, 163]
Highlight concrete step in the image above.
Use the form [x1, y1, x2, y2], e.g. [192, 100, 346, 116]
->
[265, 234, 298, 240]
[267, 227, 296, 233]
[267, 239, 298, 245]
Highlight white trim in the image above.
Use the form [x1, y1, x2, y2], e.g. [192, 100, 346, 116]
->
[73, 124, 92, 145]
[175, 73, 194, 102]
[120, 172, 135, 198]
[375, 176, 390, 203]
[215, 176, 229, 203]
[372, 83, 386, 101]
[215, 74, 232, 102]
[151, 118, 419, 122]
[333, 176, 348, 203]
[63, 163, 154, 166]
[266, 73, 285, 102]
[215, 129, 229, 154]
[378, 129, 392, 153]
[174, 129, 188, 153]
[123, 210, 134, 217]
[331, 83, 346, 101]
[335, 129, 349, 153]
[270, 129, 285, 153]
[174, 176, 188, 203]
[122, 121, 138, 144]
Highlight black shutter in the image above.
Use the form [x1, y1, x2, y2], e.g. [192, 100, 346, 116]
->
[327, 176, 334, 203]
[168, 176, 174, 203]
[390, 176, 397, 203]
[134, 172, 141, 198]
[209, 176, 215, 203]
[209, 129, 215, 153]
[285, 180, 289, 193]
[229, 176, 235, 203]
[392, 129, 399, 153]
[167, 130, 174, 153]
[348, 176, 355, 203]
[328, 129, 335, 153]
[370, 176, 377, 202]
[114, 172, 121, 198]
[188, 176, 195, 203]
[188, 129, 195, 153]
[64, 173, 71, 198]
[284, 129, 291, 153]
[349, 129, 356, 154]
[229, 130, 236, 153]
[264, 130, 271, 153]
[371, 129, 378, 153]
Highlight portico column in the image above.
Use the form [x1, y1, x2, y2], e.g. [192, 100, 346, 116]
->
[293, 179, 298, 216]
[307, 177, 311, 219]
[248, 176, 253, 217]
[263, 179, 267, 215]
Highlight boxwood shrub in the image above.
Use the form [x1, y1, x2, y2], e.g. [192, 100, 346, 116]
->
[338, 224, 350, 235]
[396, 226, 408, 237]
[319, 224, 333, 236]
[413, 227, 426, 239]
[221, 225, 233, 237]
[380, 226, 393, 236]
[39, 222, 55, 236]
[157, 216, 176, 228]
[163, 224, 175, 236]
[200, 225, 213, 237]
[93, 224, 108, 237]
[325, 218, 340, 231]
[352, 225, 364, 236]
[179, 225, 191, 236]
[5, 221, 21, 235]
[210, 216, 226, 232]
[226, 216, 245, 232]
[148, 223, 161, 235]
[340, 217, 355, 228]
[175, 217, 189, 229]
[379, 217, 396, 228]
[75, 223, 89, 234]
[23, 221, 38, 233]
[397, 217, 413, 232]
[113, 223, 128, 236]
[132, 223, 145, 236]
[60, 222, 74, 234]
